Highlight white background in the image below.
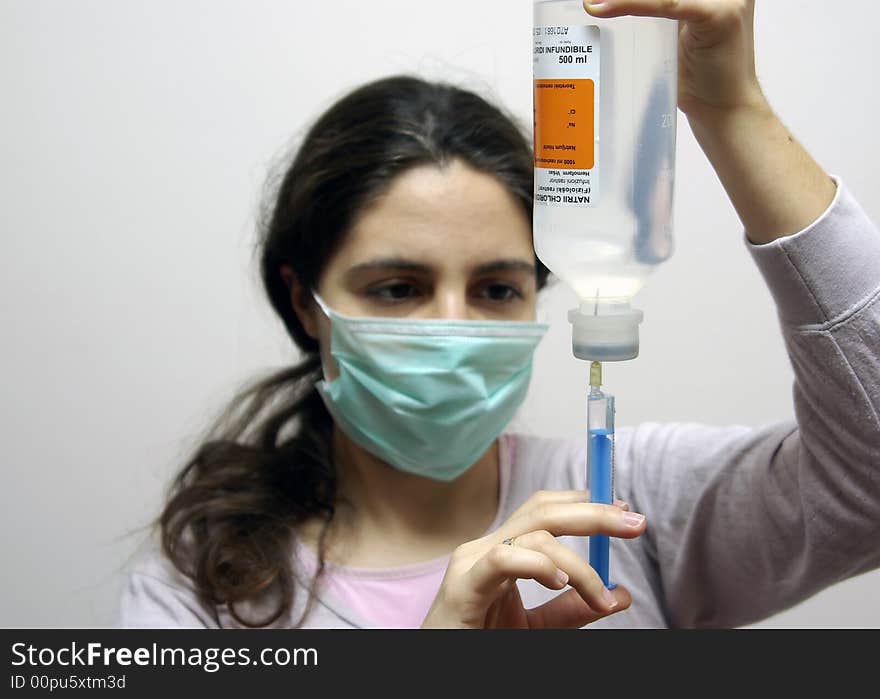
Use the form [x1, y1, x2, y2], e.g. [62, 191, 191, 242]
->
[1, 0, 877, 627]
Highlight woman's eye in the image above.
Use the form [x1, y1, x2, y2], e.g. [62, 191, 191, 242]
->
[368, 282, 419, 302]
[481, 283, 523, 302]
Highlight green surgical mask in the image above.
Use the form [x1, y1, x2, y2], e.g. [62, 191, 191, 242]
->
[311, 290, 549, 481]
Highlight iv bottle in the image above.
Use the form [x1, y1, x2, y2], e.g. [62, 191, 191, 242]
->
[532, 1, 678, 361]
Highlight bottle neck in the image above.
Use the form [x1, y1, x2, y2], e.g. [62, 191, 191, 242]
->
[569, 302, 644, 362]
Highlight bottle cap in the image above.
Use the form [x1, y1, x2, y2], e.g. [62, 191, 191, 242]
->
[568, 300, 644, 362]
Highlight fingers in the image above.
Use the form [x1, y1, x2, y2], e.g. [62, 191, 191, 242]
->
[583, 0, 716, 22]
[512, 529, 620, 614]
[508, 490, 630, 522]
[449, 493, 642, 629]
[507, 490, 590, 520]
[527, 585, 633, 629]
[495, 501, 647, 543]
[467, 543, 570, 598]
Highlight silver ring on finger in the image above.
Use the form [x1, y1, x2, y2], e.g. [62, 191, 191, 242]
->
[502, 537, 517, 546]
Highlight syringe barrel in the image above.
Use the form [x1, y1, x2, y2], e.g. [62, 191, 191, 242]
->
[587, 388, 615, 587]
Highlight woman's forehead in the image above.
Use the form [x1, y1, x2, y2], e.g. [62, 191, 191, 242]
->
[336, 160, 533, 266]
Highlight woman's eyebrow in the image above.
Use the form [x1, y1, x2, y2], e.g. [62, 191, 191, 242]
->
[346, 257, 432, 276]
[345, 257, 536, 277]
[473, 259, 536, 275]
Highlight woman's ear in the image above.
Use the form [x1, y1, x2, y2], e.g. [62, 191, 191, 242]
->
[280, 264, 320, 340]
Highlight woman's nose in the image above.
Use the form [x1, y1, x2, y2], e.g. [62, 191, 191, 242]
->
[429, 289, 469, 320]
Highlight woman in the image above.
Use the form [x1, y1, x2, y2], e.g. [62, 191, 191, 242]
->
[118, 0, 880, 628]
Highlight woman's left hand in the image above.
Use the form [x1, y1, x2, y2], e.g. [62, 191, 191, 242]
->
[583, 0, 766, 118]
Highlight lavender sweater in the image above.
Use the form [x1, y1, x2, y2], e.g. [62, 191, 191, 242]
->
[118, 178, 880, 628]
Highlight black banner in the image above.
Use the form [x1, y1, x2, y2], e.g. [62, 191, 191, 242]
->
[1, 629, 874, 696]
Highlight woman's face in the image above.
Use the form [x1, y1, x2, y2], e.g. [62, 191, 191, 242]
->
[284, 158, 538, 379]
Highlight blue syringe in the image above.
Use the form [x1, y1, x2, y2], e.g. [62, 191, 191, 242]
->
[587, 361, 616, 590]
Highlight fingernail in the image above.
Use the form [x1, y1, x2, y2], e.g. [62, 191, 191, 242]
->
[623, 511, 645, 527]
[556, 569, 569, 586]
[603, 587, 618, 609]
[613, 499, 630, 511]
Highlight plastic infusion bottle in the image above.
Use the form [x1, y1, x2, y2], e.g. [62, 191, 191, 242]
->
[532, 1, 678, 361]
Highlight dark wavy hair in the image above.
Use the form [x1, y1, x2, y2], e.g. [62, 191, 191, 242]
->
[158, 74, 553, 627]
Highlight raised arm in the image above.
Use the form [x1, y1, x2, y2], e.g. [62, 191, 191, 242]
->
[584, 0, 880, 626]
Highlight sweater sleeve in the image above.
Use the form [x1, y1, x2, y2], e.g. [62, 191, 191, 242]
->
[118, 571, 219, 629]
[622, 177, 880, 628]
[116, 548, 220, 629]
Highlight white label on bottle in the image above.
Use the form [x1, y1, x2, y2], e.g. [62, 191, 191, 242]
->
[533, 25, 600, 207]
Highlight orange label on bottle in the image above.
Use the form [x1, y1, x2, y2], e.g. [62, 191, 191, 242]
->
[533, 24, 600, 206]
[534, 79, 595, 170]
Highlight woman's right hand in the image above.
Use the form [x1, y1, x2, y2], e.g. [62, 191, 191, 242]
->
[421, 490, 646, 628]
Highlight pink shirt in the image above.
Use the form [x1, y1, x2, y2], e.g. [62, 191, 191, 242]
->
[291, 433, 517, 628]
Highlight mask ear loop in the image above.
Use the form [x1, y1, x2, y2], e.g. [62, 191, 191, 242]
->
[309, 288, 338, 386]
[311, 289, 365, 324]
[310, 288, 332, 318]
